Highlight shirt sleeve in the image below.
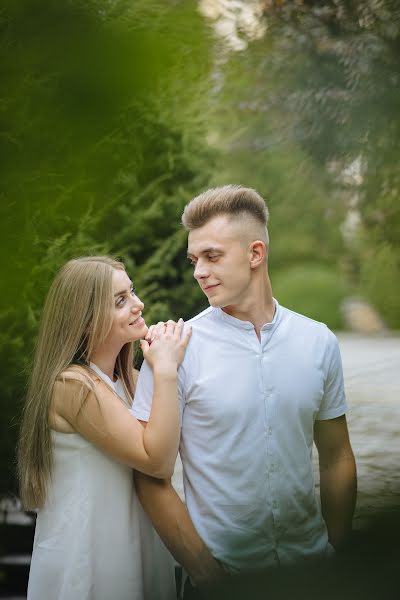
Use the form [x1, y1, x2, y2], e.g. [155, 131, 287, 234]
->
[130, 359, 153, 422]
[131, 358, 187, 423]
[316, 330, 347, 420]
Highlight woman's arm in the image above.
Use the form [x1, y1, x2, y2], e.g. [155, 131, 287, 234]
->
[53, 320, 191, 478]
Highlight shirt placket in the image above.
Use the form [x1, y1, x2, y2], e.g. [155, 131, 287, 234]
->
[260, 328, 280, 566]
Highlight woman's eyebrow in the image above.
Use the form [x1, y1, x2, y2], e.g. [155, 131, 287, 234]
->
[114, 283, 133, 296]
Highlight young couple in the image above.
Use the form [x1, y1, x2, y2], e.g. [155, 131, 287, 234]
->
[19, 185, 357, 599]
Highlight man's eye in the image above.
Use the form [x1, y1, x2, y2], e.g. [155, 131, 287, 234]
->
[208, 255, 218, 261]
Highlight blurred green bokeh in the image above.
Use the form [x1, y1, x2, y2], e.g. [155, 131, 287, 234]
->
[272, 264, 348, 330]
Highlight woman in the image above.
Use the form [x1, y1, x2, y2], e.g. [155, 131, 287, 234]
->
[18, 256, 191, 600]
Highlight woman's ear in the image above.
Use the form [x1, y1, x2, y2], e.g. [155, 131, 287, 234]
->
[249, 240, 267, 268]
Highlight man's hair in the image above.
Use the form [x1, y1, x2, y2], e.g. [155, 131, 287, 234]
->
[181, 185, 269, 231]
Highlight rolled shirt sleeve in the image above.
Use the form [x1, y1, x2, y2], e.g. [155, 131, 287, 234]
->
[316, 330, 347, 420]
[131, 360, 153, 422]
[131, 358, 186, 423]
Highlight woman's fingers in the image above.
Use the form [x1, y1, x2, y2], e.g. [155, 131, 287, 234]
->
[173, 318, 184, 338]
[149, 321, 167, 341]
[141, 319, 192, 369]
[182, 325, 192, 348]
[143, 318, 190, 348]
[145, 325, 156, 342]
[165, 319, 176, 336]
[139, 339, 150, 356]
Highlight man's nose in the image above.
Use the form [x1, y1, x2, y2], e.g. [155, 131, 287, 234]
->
[193, 261, 208, 280]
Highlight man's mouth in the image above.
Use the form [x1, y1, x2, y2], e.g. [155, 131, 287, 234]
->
[203, 284, 220, 292]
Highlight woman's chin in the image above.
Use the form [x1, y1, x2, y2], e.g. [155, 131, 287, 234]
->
[122, 323, 148, 344]
[134, 322, 148, 341]
[140, 323, 149, 339]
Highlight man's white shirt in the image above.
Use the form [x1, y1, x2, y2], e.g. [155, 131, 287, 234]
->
[132, 300, 347, 571]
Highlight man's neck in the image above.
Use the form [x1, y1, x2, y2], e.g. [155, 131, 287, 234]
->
[222, 275, 275, 340]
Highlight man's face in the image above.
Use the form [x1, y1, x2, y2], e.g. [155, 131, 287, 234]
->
[187, 215, 252, 310]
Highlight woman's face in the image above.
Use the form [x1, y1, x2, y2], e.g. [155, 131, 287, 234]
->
[105, 268, 148, 348]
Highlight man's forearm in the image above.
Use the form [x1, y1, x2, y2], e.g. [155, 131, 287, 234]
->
[134, 471, 223, 586]
[319, 452, 357, 549]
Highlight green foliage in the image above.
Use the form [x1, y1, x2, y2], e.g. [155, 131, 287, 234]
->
[272, 264, 348, 330]
[0, 0, 215, 495]
[209, 0, 400, 326]
[360, 242, 400, 329]
[209, 143, 345, 272]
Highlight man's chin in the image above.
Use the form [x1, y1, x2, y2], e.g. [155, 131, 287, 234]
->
[207, 297, 224, 308]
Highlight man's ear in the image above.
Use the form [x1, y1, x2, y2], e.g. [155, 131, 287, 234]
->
[249, 240, 267, 268]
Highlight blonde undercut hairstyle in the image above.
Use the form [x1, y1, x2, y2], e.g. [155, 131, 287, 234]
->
[181, 184, 269, 243]
[18, 256, 136, 510]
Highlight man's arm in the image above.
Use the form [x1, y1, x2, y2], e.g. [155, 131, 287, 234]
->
[134, 472, 224, 586]
[314, 414, 357, 550]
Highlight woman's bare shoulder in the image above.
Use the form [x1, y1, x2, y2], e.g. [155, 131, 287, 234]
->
[51, 366, 114, 428]
[58, 364, 98, 384]
[53, 365, 106, 406]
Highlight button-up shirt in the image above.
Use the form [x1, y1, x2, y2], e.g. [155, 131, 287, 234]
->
[132, 300, 347, 572]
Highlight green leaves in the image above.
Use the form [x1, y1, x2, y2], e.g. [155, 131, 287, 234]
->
[0, 0, 214, 495]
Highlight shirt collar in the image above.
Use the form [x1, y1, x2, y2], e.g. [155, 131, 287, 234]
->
[214, 298, 281, 331]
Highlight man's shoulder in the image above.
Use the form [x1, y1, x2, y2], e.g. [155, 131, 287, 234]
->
[186, 306, 216, 326]
[182, 307, 221, 353]
[280, 304, 335, 340]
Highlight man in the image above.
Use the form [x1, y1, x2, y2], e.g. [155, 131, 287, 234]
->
[133, 185, 357, 595]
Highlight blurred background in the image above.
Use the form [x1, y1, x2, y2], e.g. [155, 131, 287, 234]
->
[0, 0, 399, 595]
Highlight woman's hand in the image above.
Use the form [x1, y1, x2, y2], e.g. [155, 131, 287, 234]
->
[140, 319, 191, 372]
[145, 321, 166, 345]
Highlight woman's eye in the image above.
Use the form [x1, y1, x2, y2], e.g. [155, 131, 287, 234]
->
[130, 288, 136, 296]
[116, 297, 126, 307]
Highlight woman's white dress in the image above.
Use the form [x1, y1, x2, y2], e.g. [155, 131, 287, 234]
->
[27, 365, 176, 600]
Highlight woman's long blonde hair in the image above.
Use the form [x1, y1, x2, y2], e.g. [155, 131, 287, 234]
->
[18, 256, 137, 510]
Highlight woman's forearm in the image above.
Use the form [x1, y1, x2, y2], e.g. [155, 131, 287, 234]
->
[142, 367, 180, 477]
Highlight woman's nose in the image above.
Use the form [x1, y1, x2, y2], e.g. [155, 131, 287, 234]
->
[132, 294, 144, 311]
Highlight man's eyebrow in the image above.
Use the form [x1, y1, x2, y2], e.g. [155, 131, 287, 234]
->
[187, 247, 222, 258]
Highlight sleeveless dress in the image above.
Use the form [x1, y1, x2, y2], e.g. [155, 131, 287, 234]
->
[27, 364, 176, 600]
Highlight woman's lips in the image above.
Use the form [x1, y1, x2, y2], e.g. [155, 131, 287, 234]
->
[130, 316, 145, 327]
